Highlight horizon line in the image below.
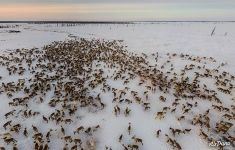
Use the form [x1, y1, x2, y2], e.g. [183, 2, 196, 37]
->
[1, 20, 235, 24]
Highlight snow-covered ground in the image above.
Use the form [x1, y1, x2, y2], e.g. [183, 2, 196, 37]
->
[0, 22, 234, 150]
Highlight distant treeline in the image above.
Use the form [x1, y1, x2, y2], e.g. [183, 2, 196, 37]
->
[0, 21, 133, 24]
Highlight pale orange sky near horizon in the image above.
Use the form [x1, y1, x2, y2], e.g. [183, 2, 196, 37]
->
[0, 1, 234, 21]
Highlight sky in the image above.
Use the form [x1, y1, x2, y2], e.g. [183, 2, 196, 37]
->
[0, 0, 234, 21]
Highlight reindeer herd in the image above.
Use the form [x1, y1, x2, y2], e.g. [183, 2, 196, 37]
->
[0, 38, 234, 150]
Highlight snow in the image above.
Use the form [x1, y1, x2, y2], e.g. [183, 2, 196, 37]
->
[0, 22, 234, 150]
